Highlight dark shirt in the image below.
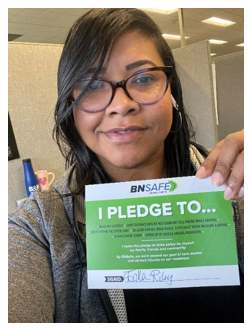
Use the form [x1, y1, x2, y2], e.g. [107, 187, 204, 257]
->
[124, 268, 244, 323]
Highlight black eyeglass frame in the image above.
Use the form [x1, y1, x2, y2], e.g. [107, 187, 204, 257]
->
[73, 66, 173, 113]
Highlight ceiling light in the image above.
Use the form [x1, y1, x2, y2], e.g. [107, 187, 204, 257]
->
[142, 8, 178, 15]
[210, 53, 217, 56]
[236, 43, 244, 47]
[202, 17, 236, 27]
[162, 34, 189, 40]
[209, 39, 228, 44]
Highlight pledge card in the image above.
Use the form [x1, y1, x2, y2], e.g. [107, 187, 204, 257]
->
[85, 176, 240, 289]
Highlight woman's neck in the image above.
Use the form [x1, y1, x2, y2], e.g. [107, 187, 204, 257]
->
[102, 158, 166, 183]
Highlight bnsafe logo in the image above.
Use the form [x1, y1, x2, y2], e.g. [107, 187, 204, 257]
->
[130, 180, 178, 194]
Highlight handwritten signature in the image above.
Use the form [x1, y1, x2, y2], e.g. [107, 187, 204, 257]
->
[122, 269, 173, 285]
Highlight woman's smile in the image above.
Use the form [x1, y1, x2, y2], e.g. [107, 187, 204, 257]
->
[103, 126, 147, 142]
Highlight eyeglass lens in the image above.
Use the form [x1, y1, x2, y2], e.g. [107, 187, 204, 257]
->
[73, 69, 168, 112]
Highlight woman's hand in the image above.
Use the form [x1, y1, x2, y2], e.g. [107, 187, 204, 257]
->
[196, 129, 244, 199]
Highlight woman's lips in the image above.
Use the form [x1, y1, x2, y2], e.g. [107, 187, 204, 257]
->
[104, 126, 147, 142]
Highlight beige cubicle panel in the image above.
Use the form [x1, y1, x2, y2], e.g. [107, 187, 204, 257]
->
[8, 43, 65, 213]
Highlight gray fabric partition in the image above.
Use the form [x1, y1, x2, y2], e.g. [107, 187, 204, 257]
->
[213, 51, 244, 141]
[8, 43, 65, 213]
[173, 41, 218, 148]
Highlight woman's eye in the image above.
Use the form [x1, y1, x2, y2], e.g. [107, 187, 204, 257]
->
[88, 81, 103, 91]
[77, 80, 105, 94]
[133, 74, 155, 84]
[137, 77, 150, 83]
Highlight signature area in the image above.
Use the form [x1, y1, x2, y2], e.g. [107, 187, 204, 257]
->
[123, 269, 173, 285]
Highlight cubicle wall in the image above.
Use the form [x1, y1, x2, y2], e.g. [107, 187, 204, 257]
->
[8, 41, 229, 213]
[173, 40, 218, 148]
[8, 43, 65, 213]
[213, 51, 244, 140]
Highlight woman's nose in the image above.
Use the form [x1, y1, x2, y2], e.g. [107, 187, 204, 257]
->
[104, 87, 140, 116]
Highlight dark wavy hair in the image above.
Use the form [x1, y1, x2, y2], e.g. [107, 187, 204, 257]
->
[53, 8, 195, 193]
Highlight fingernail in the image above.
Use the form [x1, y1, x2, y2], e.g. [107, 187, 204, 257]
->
[238, 186, 244, 198]
[196, 166, 206, 178]
[212, 172, 222, 186]
[224, 186, 233, 200]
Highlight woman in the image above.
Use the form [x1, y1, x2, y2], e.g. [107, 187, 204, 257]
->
[8, 8, 244, 323]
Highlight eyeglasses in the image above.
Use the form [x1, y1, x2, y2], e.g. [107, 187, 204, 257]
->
[72, 66, 173, 113]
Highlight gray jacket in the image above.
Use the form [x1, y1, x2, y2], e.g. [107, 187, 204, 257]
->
[8, 145, 244, 323]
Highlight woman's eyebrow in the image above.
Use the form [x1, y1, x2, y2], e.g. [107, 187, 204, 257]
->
[85, 60, 157, 75]
[125, 60, 157, 71]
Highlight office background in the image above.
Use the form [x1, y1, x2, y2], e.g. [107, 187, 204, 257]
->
[8, 8, 244, 213]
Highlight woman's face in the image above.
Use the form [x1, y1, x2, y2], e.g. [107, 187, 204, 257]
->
[73, 31, 173, 181]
